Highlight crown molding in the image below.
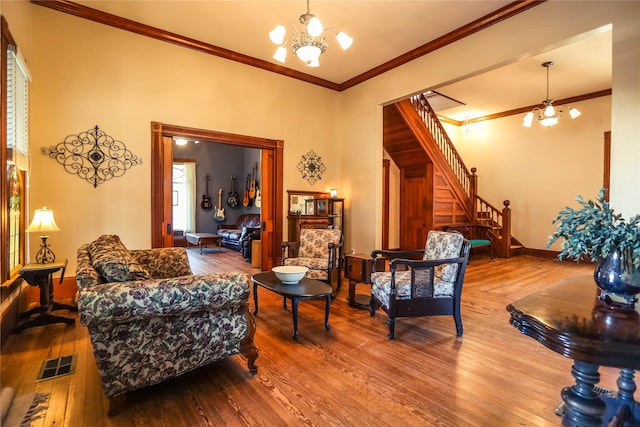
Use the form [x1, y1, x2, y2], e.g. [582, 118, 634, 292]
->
[450, 89, 612, 126]
[31, 0, 341, 90]
[31, 0, 544, 92]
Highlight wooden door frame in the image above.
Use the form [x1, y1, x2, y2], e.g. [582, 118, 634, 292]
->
[382, 159, 390, 250]
[151, 122, 283, 270]
[604, 131, 611, 201]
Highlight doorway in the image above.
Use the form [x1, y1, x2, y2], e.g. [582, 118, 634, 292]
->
[151, 122, 284, 270]
[400, 164, 433, 250]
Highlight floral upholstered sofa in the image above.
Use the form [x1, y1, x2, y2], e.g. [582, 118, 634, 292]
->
[75, 235, 258, 400]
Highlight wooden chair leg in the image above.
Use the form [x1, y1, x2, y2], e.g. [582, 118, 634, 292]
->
[105, 394, 125, 416]
[454, 311, 463, 336]
[388, 317, 396, 340]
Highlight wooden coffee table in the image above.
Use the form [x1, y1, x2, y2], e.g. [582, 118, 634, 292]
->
[251, 271, 332, 341]
[185, 232, 222, 254]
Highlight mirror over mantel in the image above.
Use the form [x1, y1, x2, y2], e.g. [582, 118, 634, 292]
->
[287, 190, 329, 216]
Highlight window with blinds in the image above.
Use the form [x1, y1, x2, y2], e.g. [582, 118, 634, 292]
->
[5, 44, 31, 277]
[7, 46, 31, 170]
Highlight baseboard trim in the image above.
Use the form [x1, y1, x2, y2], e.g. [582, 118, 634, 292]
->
[522, 248, 596, 265]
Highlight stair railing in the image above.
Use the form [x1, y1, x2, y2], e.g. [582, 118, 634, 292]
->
[475, 196, 512, 257]
[408, 92, 515, 257]
[410, 93, 473, 199]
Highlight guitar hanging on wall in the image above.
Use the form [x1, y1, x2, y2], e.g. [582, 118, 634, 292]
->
[214, 188, 225, 222]
[227, 175, 239, 208]
[243, 174, 251, 207]
[249, 163, 257, 200]
[255, 183, 261, 208]
[201, 174, 213, 210]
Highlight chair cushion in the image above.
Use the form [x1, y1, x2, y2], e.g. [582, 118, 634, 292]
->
[283, 257, 328, 271]
[298, 228, 342, 258]
[423, 230, 464, 282]
[218, 230, 242, 240]
[470, 239, 491, 247]
[88, 235, 151, 283]
[370, 271, 454, 309]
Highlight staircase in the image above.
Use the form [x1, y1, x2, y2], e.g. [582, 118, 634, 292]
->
[383, 93, 522, 258]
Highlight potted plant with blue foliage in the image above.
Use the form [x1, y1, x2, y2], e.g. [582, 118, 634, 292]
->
[547, 188, 640, 307]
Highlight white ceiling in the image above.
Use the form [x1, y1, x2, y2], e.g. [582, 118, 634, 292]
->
[72, 0, 612, 120]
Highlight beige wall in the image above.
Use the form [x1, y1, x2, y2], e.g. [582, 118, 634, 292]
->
[339, 1, 639, 254]
[1, 1, 32, 59]
[4, 1, 639, 270]
[453, 95, 611, 250]
[27, 6, 341, 271]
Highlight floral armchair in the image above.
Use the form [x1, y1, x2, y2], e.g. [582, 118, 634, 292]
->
[281, 228, 343, 294]
[75, 235, 259, 403]
[370, 230, 471, 339]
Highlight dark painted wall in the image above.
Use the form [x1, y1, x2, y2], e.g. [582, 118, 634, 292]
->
[173, 141, 260, 234]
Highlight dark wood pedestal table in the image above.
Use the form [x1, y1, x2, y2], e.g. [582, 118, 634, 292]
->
[251, 272, 332, 341]
[13, 260, 77, 333]
[506, 275, 640, 426]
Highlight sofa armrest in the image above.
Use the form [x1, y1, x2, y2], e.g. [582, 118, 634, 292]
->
[240, 226, 261, 241]
[129, 247, 193, 279]
[78, 272, 249, 326]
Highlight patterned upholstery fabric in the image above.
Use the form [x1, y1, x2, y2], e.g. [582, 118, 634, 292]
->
[297, 228, 342, 258]
[422, 230, 464, 282]
[130, 248, 193, 279]
[76, 240, 257, 398]
[371, 272, 454, 309]
[371, 230, 464, 309]
[87, 235, 151, 283]
[283, 228, 342, 280]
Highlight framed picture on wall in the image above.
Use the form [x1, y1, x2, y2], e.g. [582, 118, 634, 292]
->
[316, 199, 328, 216]
[305, 199, 315, 215]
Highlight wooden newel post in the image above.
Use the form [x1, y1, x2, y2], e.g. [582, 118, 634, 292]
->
[501, 200, 511, 258]
[470, 168, 478, 222]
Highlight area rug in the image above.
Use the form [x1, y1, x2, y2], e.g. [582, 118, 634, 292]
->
[0, 387, 49, 427]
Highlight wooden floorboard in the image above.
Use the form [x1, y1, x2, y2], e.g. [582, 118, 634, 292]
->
[1, 249, 621, 426]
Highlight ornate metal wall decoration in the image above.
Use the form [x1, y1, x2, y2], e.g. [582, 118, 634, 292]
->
[42, 125, 143, 188]
[297, 150, 326, 185]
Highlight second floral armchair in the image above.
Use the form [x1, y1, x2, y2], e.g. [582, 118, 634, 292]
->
[281, 228, 343, 295]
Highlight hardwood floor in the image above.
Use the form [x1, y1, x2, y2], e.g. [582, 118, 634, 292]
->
[1, 250, 621, 426]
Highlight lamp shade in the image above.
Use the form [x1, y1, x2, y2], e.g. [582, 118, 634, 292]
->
[307, 17, 323, 37]
[26, 207, 60, 233]
[273, 46, 287, 63]
[569, 107, 582, 119]
[539, 116, 559, 127]
[296, 44, 321, 63]
[336, 32, 353, 50]
[269, 25, 286, 45]
[544, 105, 555, 117]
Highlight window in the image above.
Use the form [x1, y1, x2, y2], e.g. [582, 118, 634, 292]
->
[172, 161, 196, 233]
[2, 18, 30, 284]
[7, 46, 30, 167]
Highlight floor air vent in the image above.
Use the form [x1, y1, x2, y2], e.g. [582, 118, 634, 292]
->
[36, 355, 77, 381]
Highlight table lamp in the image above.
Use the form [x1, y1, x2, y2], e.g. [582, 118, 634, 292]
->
[26, 207, 60, 263]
